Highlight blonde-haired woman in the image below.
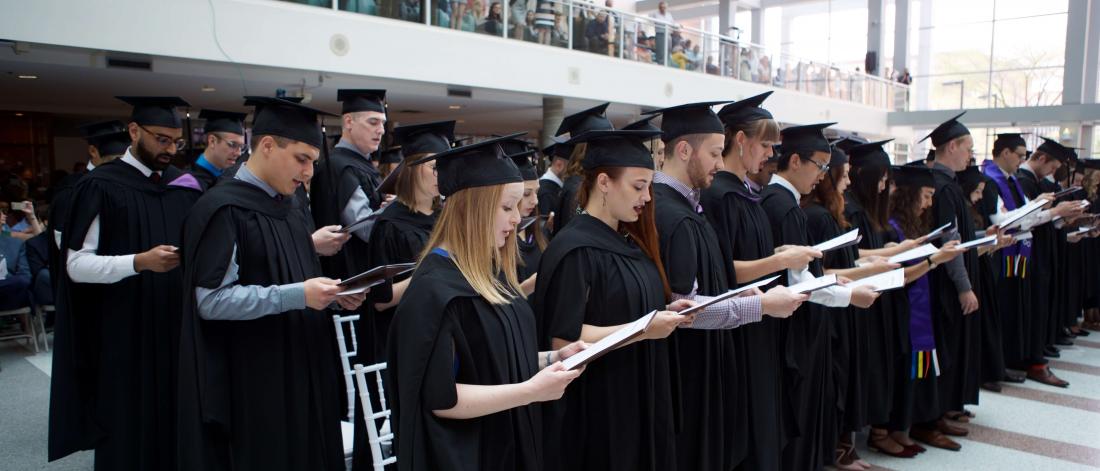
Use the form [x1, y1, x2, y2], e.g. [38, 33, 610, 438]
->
[388, 134, 586, 471]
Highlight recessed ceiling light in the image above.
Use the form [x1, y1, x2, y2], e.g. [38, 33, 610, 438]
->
[456, 119, 466, 124]
[449, 105, 462, 110]
[17, 75, 37, 79]
[14, 112, 24, 116]
[201, 85, 216, 92]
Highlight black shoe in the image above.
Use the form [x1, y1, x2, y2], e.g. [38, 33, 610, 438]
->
[1003, 371, 1026, 383]
[1043, 346, 1061, 358]
[1055, 336, 1074, 346]
[981, 382, 1002, 392]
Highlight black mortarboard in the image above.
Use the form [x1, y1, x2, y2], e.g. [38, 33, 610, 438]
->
[566, 130, 662, 170]
[78, 120, 131, 156]
[543, 136, 573, 161]
[646, 100, 732, 143]
[1076, 158, 1100, 171]
[244, 96, 334, 149]
[832, 136, 867, 153]
[555, 103, 613, 137]
[380, 146, 403, 164]
[779, 122, 835, 157]
[411, 133, 525, 197]
[393, 120, 456, 156]
[847, 139, 894, 169]
[1036, 137, 1078, 163]
[337, 89, 387, 114]
[828, 144, 848, 169]
[956, 165, 985, 192]
[717, 91, 774, 125]
[993, 132, 1028, 152]
[919, 112, 970, 147]
[500, 138, 538, 181]
[199, 109, 247, 135]
[891, 165, 935, 188]
[116, 96, 189, 128]
[622, 115, 661, 133]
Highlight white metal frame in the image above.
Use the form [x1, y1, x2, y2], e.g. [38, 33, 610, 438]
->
[354, 362, 396, 471]
[333, 314, 361, 421]
[0, 306, 40, 353]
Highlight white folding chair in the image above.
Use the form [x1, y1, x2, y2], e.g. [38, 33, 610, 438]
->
[354, 363, 396, 471]
[0, 307, 39, 353]
[34, 304, 52, 352]
[332, 314, 360, 466]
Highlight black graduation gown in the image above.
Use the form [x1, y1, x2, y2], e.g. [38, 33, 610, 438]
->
[531, 214, 676, 471]
[310, 145, 384, 281]
[928, 166, 982, 415]
[760, 183, 837, 471]
[387, 252, 541, 471]
[1016, 169, 1055, 363]
[553, 175, 581, 236]
[804, 204, 865, 436]
[188, 163, 218, 192]
[537, 178, 562, 232]
[700, 172, 794, 471]
[653, 182, 745, 471]
[982, 174, 1034, 369]
[974, 179, 1007, 382]
[1082, 201, 1100, 310]
[177, 179, 345, 471]
[351, 201, 436, 471]
[1044, 181, 1080, 335]
[843, 194, 903, 426]
[517, 231, 543, 281]
[46, 169, 87, 293]
[48, 160, 199, 469]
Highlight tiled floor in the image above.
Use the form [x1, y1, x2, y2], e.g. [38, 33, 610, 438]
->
[2, 334, 1098, 470]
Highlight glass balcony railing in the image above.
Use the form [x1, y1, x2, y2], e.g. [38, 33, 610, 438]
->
[281, 0, 909, 111]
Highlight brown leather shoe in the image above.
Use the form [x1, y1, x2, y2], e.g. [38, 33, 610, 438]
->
[938, 418, 969, 436]
[1027, 365, 1070, 388]
[911, 427, 961, 451]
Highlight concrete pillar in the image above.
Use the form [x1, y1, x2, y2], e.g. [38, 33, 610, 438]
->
[540, 96, 564, 153]
[866, 0, 885, 76]
[719, 0, 738, 39]
[892, 0, 910, 79]
[1063, 0, 1090, 105]
[751, 7, 763, 44]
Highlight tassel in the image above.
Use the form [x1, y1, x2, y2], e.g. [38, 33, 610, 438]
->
[932, 350, 941, 377]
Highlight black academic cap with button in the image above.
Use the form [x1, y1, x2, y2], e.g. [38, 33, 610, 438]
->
[891, 165, 935, 188]
[622, 115, 661, 133]
[556, 103, 613, 137]
[779, 122, 835, 157]
[919, 112, 970, 147]
[199, 109, 247, 135]
[828, 144, 848, 169]
[1036, 137, 1078, 163]
[77, 120, 131, 156]
[116, 96, 190, 128]
[566, 130, 662, 170]
[411, 133, 525, 197]
[646, 100, 732, 143]
[1076, 158, 1100, 174]
[379, 146, 404, 165]
[244, 96, 334, 150]
[956, 165, 985, 192]
[504, 144, 539, 181]
[717, 91, 774, 125]
[337, 89, 387, 114]
[543, 136, 573, 161]
[832, 136, 867, 153]
[847, 139, 894, 169]
[393, 120, 456, 156]
[993, 132, 1028, 152]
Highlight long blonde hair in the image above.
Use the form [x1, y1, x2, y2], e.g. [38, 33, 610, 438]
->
[420, 184, 521, 305]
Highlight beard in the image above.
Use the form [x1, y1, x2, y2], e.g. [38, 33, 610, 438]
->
[687, 155, 712, 189]
[133, 137, 173, 172]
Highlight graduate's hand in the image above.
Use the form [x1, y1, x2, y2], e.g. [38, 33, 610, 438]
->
[379, 194, 396, 210]
[774, 245, 820, 270]
[524, 361, 582, 403]
[958, 290, 979, 315]
[644, 311, 694, 339]
[895, 238, 923, 252]
[1068, 232, 1086, 243]
[312, 226, 350, 256]
[848, 285, 879, 309]
[335, 291, 366, 310]
[1037, 192, 1056, 208]
[304, 277, 342, 310]
[861, 256, 901, 273]
[667, 299, 697, 312]
[1053, 200, 1087, 219]
[760, 286, 807, 318]
[555, 340, 588, 361]
[134, 245, 180, 273]
[930, 240, 964, 264]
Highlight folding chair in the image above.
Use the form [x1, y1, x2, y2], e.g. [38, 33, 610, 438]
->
[354, 363, 396, 471]
[332, 314, 361, 466]
[0, 307, 39, 353]
[34, 304, 52, 351]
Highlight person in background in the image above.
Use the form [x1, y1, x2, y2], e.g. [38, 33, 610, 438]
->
[537, 139, 570, 232]
[585, 11, 611, 55]
[3, 200, 43, 241]
[450, 0, 467, 30]
[0, 211, 32, 312]
[647, 1, 673, 66]
[510, 0, 528, 39]
[482, 2, 504, 35]
[533, 0, 555, 45]
[189, 109, 247, 191]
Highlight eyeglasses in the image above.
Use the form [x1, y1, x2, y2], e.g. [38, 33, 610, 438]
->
[801, 156, 830, 173]
[138, 124, 187, 150]
[213, 133, 246, 151]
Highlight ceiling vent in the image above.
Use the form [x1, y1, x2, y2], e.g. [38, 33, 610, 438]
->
[106, 54, 152, 71]
[447, 86, 473, 98]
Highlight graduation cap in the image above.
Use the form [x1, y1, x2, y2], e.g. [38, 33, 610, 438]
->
[828, 144, 848, 169]
[379, 146, 404, 165]
[337, 89, 387, 114]
[1036, 137, 1078, 163]
[779, 122, 835, 158]
[1076, 158, 1100, 171]
[891, 165, 935, 188]
[925, 148, 936, 162]
[411, 133, 525, 197]
[556, 103, 613, 137]
[116, 96, 190, 128]
[622, 115, 661, 133]
[199, 109, 247, 135]
[831, 136, 867, 153]
[565, 130, 662, 170]
[645, 100, 732, 143]
[542, 136, 573, 161]
[392, 120, 456, 156]
[717, 91, 774, 125]
[78, 120, 131, 156]
[499, 137, 538, 180]
[993, 132, 1028, 153]
[919, 112, 970, 147]
[956, 165, 985, 192]
[847, 139, 894, 169]
[244, 96, 335, 149]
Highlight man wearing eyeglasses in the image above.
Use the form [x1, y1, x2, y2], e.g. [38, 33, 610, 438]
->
[189, 109, 248, 191]
[48, 96, 202, 470]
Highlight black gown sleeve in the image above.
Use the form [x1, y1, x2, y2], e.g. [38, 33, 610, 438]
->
[664, 223, 701, 294]
[189, 208, 238, 290]
[542, 249, 595, 342]
[422, 303, 462, 411]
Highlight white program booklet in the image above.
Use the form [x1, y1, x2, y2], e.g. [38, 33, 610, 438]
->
[957, 235, 998, 250]
[562, 310, 658, 370]
[677, 275, 781, 316]
[848, 268, 905, 292]
[787, 274, 839, 294]
[811, 229, 861, 253]
[888, 244, 939, 264]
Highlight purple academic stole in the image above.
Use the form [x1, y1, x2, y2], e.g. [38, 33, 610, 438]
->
[980, 160, 1031, 278]
[889, 219, 939, 379]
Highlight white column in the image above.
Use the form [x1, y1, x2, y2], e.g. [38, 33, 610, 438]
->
[751, 7, 763, 44]
[866, 0, 885, 76]
[719, 0, 738, 38]
[892, 0, 910, 78]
